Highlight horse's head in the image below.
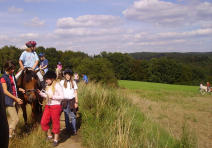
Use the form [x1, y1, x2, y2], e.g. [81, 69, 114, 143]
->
[18, 68, 41, 103]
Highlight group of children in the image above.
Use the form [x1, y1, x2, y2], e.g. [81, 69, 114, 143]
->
[38, 69, 78, 146]
[0, 41, 85, 147]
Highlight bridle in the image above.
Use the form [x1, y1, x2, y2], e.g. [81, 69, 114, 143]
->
[23, 88, 44, 106]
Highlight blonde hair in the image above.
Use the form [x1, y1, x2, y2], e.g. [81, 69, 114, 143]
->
[46, 79, 60, 94]
[25, 48, 32, 52]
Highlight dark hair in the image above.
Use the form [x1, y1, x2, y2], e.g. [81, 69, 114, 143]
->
[4, 61, 15, 71]
[64, 69, 73, 76]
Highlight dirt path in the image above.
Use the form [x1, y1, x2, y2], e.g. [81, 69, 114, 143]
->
[58, 114, 84, 148]
[124, 91, 212, 148]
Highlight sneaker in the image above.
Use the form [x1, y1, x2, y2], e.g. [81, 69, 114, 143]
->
[47, 135, 53, 141]
[73, 131, 77, 135]
[53, 141, 58, 147]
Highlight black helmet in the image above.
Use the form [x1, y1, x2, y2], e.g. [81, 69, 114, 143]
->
[44, 70, 57, 79]
[64, 69, 73, 76]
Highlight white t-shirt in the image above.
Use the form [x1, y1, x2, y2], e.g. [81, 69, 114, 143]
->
[60, 80, 78, 99]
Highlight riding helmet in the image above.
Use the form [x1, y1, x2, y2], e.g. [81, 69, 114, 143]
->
[44, 70, 57, 79]
[58, 61, 62, 65]
[64, 69, 73, 76]
[39, 53, 45, 57]
[26, 41, 37, 48]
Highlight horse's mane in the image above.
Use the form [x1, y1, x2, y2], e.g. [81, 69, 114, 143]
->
[22, 68, 39, 83]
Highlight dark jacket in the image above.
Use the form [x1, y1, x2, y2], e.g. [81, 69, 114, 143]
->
[1, 74, 17, 106]
[0, 82, 9, 148]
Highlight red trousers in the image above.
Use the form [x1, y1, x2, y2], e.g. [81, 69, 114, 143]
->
[41, 105, 62, 134]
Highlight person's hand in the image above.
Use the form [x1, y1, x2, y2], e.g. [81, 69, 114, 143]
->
[19, 88, 25, 94]
[16, 98, 23, 104]
[75, 102, 78, 108]
[21, 66, 24, 70]
[37, 89, 41, 93]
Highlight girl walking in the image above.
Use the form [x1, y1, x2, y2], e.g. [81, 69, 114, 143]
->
[37, 70, 63, 147]
[60, 69, 78, 135]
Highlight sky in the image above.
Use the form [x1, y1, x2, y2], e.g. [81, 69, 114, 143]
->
[0, 0, 212, 54]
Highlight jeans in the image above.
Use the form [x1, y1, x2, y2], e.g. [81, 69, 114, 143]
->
[63, 102, 76, 133]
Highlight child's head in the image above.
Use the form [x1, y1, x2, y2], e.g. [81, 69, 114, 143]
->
[4, 60, 15, 74]
[25, 41, 37, 52]
[64, 69, 73, 81]
[44, 71, 57, 86]
[39, 53, 45, 60]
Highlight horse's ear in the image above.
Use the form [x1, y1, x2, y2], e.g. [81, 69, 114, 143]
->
[25, 68, 28, 73]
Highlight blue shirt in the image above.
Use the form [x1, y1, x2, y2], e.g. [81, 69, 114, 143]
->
[19, 51, 39, 68]
[82, 75, 88, 83]
[40, 59, 48, 73]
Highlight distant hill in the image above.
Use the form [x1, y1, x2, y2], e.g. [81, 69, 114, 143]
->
[129, 52, 212, 61]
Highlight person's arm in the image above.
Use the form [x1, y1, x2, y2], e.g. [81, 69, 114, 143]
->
[19, 60, 24, 70]
[32, 60, 39, 70]
[37, 89, 47, 98]
[1, 83, 23, 104]
[73, 82, 78, 108]
[74, 90, 78, 108]
[41, 65, 48, 69]
[19, 52, 25, 70]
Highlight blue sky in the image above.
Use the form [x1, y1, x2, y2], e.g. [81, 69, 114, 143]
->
[0, 0, 212, 54]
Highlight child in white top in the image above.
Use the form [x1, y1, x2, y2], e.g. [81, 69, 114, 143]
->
[37, 70, 63, 147]
[60, 69, 78, 135]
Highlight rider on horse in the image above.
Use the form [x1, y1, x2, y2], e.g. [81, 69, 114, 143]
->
[39, 53, 48, 74]
[19, 41, 39, 71]
[16, 41, 43, 82]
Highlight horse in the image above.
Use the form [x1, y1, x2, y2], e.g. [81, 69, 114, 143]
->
[16, 68, 43, 124]
[200, 83, 212, 95]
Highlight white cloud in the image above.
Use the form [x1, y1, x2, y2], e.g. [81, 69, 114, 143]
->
[8, 6, 24, 13]
[54, 28, 122, 36]
[157, 28, 212, 39]
[20, 33, 39, 38]
[24, 17, 45, 27]
[123, 0, 212, 26]
[57, 15, 122, 28]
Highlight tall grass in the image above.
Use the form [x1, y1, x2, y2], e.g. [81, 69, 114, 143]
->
[8, 105, 51, 148]
[78, 82, 196, 148]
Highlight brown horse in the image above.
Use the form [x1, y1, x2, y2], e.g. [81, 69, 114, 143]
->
[17, 68, 43, 124]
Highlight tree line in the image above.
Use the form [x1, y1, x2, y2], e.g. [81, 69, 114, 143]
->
[0, 46, 211, 86]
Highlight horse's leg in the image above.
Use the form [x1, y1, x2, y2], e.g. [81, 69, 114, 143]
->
[31, 103, 36, 123]
[34, 100, 42, 123]
[21, 104, 27, 125]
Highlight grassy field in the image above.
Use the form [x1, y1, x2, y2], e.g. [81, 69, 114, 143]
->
[78, 82, 198, 148]
[119, 80, 212, 148]
[8, 81, 211, 148]
[119, 80, 199, 93]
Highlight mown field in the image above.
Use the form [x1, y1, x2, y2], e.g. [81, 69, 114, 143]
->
[119, 80, 212, 148]
[8, 81, 212, 148]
